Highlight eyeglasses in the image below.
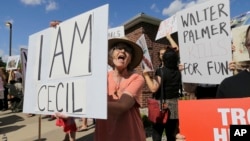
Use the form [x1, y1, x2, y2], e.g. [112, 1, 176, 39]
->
[112, 43, 133, 54]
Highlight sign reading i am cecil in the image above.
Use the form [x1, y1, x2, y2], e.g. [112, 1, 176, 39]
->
[23, 4, 108, 119]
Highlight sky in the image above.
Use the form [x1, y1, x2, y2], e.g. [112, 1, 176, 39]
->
[0, 0, 249, 62]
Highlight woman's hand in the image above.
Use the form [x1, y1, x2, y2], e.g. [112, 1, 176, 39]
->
[229, 61, 236, 71]
[178, 64, 184, 71]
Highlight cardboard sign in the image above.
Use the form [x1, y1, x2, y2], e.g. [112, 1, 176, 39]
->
[178, 98, 250, 141]
[136, 34, 154, 72]
[177, 0, 233, 84]
[23, 4, 109, 119]
[232, 25, 250, 62]
[108, 26, 125, 39]
[6, 55, 20, 70]
[155, 14, 177, 40]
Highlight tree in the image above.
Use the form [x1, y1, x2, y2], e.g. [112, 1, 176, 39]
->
[0, 57, 6, 67]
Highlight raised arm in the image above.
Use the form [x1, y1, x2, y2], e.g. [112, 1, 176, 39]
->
[166, 33, 179, 52]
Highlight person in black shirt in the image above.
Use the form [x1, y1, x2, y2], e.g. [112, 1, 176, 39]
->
[216, 25, 250, 98]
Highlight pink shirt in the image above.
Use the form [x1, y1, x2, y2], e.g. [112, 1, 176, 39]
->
[94, 71, 146, 141]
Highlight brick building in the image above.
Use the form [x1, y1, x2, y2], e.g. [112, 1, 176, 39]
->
[122, 13, 178, 108]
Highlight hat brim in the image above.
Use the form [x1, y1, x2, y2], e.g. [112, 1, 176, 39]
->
[108, 38, 143, 70]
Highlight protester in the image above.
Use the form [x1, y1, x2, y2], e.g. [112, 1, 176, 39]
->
[55, 113, 77, 141]
[216, 25, 250, 98]
[94, 37, 146, 141]
[143, 47, 181, 141]
[143, 34, 181, 141]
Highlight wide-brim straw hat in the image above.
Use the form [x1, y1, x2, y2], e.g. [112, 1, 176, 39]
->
[108, 37, 143, 70]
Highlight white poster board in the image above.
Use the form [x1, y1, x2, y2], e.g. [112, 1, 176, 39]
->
[23, 4, 109, 119]
[136, 34, 154, 72]
[108, 26, 125, 39]
[6, 55, 20, 70]
[177, 0, 232, 84]
[155, 14, 177, 40]
[232, 25, 250, 62]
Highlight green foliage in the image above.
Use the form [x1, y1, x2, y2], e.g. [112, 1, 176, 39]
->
[0, 57, 6, 67]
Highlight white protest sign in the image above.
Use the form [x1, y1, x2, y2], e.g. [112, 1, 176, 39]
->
[108, 26, 124, 39]
[136, 34, 154, 72]
[155, 14, 177, 40]
[6, 55, 20, 70]
[232, 25, 250, 62]
[23, 4, 108, 119]
[177, 0, 232, 84]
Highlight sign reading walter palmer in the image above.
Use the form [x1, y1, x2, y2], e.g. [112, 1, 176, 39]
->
[177, 0, 233, 84]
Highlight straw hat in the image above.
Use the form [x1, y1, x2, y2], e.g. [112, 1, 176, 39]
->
[108, 37, 143, 70]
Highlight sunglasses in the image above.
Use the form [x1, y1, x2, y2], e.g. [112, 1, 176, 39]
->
[112, 43, 133, 54]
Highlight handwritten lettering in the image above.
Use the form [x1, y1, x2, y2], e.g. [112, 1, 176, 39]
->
[37, 82, 82, 113]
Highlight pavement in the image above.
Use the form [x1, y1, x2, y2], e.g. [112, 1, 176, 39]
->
[0, 110, 153, 141]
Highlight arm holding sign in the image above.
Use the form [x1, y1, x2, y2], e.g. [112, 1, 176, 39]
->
[166, 33, 179, 52]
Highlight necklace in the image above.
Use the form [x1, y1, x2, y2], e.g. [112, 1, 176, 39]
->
[114, 77, 122, 97]
[114, 73, 122, 97]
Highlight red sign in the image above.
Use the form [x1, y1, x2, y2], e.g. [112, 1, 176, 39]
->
[178, 98, 250, 141]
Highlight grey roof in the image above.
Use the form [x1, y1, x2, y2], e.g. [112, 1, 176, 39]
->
[123, 12, 162, 29]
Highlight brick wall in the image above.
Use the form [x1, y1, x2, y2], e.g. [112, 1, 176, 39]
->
[125, 22, 171, 108]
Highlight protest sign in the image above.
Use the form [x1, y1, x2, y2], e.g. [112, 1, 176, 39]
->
[232, 25, 250, 62]
[155, 14, 177, 40]
[23, 4, 109, 119]
[177, 0, 232, 84]
[6, 55, 20, 70]
[178, 98, 250, 141]
[136, 34, 154, 72]
[108, 26, 124, 39]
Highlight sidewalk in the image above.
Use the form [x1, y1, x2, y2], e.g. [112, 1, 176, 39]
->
[0, 110, 95, 141]
[0, 110, 153, 141]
